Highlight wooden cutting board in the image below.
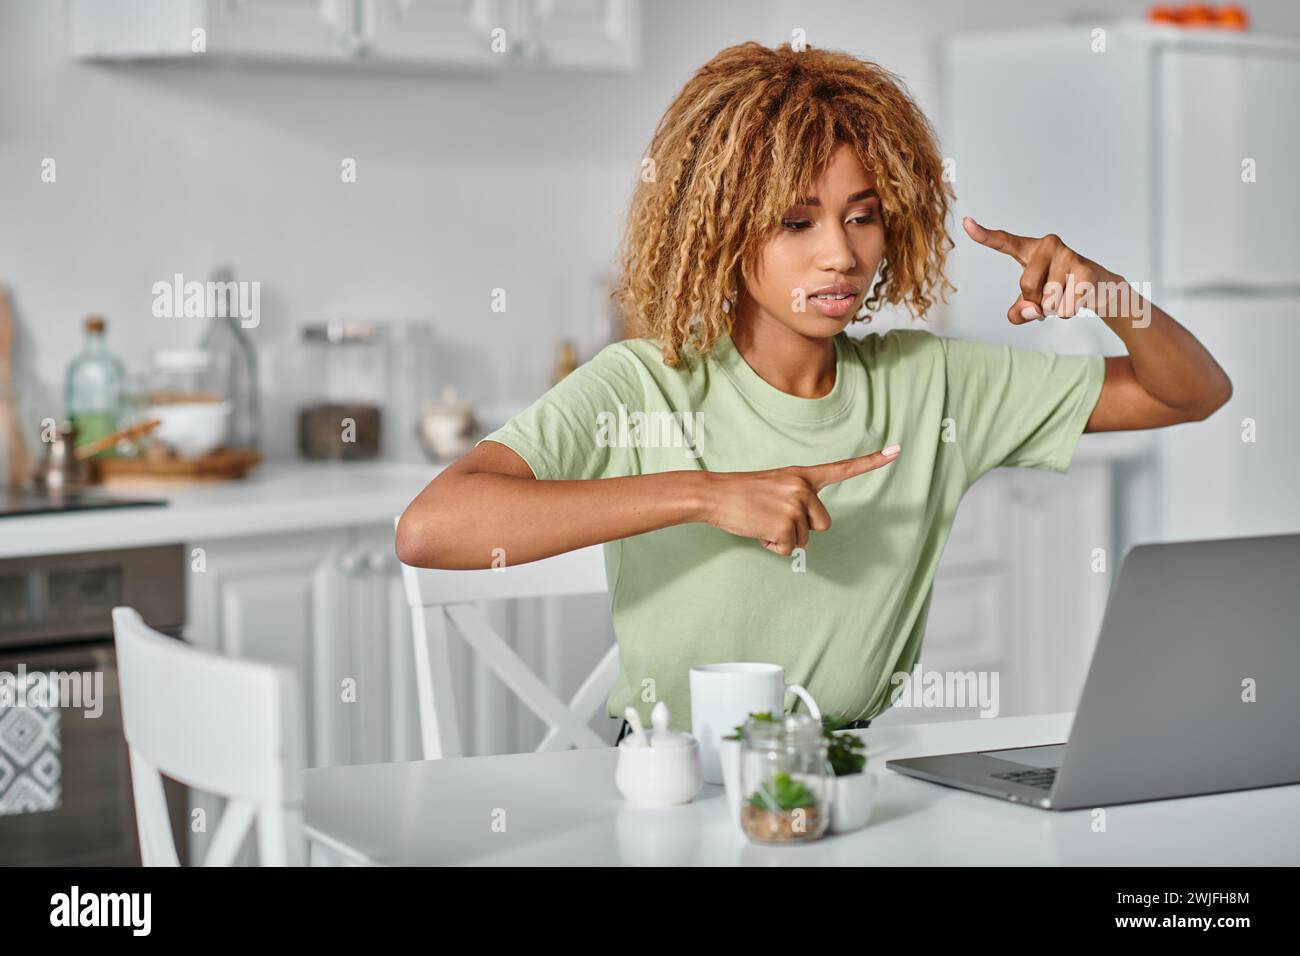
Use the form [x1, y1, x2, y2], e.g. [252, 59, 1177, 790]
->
[90, 448, 261, 487]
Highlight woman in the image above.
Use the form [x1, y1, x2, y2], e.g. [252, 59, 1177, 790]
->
[396, 41, 1231, 738]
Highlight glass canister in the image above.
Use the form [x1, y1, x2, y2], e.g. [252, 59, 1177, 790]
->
[148, 348, 228, 405]
[738, 713, 834, 844]
[297, 321, 387, 460]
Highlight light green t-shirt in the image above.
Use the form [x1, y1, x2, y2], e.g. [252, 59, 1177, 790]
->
[480, 327, 1105, 731]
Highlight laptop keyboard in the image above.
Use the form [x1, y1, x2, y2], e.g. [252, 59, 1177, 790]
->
[990, 767, 1057, 791]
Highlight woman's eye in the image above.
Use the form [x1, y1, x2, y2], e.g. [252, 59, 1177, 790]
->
[782, 211, 877, 231]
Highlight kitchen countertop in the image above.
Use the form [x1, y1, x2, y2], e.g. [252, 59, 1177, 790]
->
[0, 460, 443, 559]
[0, 431, 1152, 560]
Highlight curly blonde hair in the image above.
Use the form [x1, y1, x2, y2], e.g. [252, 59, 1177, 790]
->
[612, 40, 956, 367]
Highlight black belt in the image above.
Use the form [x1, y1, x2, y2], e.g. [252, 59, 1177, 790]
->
[837, 718, 872, 730]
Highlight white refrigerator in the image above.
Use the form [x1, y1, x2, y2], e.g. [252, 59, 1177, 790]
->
[943, 20, 1300, 546]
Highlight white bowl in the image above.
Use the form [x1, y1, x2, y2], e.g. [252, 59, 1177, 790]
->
[147, 402, 232, 458]
[614, 737, 702, 807]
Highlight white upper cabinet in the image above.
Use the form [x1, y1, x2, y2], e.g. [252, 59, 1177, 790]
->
[361, 0, 508, 66]
[519, 0, 640, 71]
[201, 0, 362, 59]
[68, 0, 360, 60]
[67, 0, 641, 70]
[1159, 45, 1300, 291]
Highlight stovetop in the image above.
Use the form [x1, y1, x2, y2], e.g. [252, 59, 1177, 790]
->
[0, 488, 168, 518]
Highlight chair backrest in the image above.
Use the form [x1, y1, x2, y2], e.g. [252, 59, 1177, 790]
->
[112, 606, 306, 866]
[396, 516, 618, 759]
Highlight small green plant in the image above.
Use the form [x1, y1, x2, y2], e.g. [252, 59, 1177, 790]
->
[732, 713, 818, 812]
[822, 714, 867, 777]
[747, 770, 817, 811]
[723, 710, 776, 742]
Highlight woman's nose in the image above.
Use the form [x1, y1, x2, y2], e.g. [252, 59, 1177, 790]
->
[817, 225, 857, 273]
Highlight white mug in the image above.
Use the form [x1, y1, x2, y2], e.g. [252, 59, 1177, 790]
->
[689, 662, 821, 784]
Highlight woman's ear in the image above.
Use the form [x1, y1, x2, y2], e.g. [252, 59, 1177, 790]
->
[727, 278, 750, 318]
[726, 267, 744, 314]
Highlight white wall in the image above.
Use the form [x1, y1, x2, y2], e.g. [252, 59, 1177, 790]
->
[0, 0, 766, 460]
[4, 0, 1299, 462]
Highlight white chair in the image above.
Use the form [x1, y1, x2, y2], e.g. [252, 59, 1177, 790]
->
[397, 517, 619, 760]
[112, 606, 307, 866]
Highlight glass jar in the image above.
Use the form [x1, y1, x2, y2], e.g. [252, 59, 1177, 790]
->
[738, 713, 834, 844]
[148, 349, 228, 405]
[297, 321, 387, 460]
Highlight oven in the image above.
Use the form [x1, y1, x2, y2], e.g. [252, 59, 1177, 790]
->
[0, 544, 188, 866]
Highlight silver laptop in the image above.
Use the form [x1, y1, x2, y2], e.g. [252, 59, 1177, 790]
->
[886, 532, 1300, 810]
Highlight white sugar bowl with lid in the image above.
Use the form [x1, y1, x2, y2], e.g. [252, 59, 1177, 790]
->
[615, 702, 702, 807]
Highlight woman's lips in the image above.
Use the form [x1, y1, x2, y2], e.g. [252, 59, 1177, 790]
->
[808, 292, 859, 318]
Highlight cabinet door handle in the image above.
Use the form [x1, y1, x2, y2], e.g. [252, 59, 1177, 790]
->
[366, 549, 391, 573]
[337, 550, 363, 575]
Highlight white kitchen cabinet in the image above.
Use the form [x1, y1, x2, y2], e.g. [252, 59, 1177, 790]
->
[1155, 296, 1300, 542]
[519, 0, 640, 71]
[364, 0, 639, 69]
[185, 522, 420, 770]
[185, 528, 354, 769]
[68, 0, 361, 61]
[920, 571, 1007, 689]
[67, 0, 641, 70]
[1160, 46, 1300, 291]
[361, 0, 507, 66]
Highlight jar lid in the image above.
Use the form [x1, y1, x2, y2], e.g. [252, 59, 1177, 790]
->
[744, 712, 823, 744]
[302, 321, 382, 345]
[645, 700, 694, 748]
[423, 385, 473, 413]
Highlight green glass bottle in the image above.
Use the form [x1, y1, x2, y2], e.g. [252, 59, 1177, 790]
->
[64, 315, 125, 459]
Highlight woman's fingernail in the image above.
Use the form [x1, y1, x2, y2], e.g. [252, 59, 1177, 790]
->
[1020, 305, 1041, 320]
[883, 444, 901, 457]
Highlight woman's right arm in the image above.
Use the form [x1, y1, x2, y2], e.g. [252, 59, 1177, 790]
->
[395, 439, 712, 569]
[394, 439, 900, 570]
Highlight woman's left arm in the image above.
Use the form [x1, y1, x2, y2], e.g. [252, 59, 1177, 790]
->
[962, 216, 1233, 432]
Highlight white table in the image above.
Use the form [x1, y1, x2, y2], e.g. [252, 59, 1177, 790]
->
[301, 712, 1300, 865]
